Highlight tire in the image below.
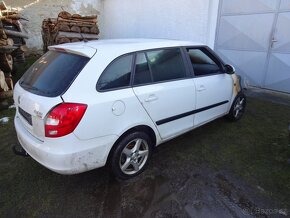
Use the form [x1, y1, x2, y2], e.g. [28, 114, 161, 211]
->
[226, 92, 247, 121]
[110, 132, 153, 180]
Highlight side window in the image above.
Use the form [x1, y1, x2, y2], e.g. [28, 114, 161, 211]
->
[187, 48, 222, 76]
[147, 48, 186, 83]
[97, 55, 133, 91]
[134, 53, 152, 85]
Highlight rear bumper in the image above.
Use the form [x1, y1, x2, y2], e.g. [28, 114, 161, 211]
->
[14, 116, 118, 175]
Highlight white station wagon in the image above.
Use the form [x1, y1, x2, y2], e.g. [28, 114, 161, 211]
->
[14, 39, 246, 179]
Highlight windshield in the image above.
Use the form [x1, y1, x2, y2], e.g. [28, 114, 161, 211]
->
[19, 51, 90, 97]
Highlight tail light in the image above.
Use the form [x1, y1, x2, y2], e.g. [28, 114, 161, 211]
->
[45, 103, 87, 138]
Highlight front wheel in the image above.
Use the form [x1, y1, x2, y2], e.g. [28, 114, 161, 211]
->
[226, 93, 247, 121]
[110, 132, 153, 180]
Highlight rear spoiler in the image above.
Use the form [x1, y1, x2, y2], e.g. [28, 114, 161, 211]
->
[49, 44, 96, 58]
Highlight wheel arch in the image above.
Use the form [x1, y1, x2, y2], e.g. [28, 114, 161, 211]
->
[105, 125, 157, 165]
[226, 91, 246, 121]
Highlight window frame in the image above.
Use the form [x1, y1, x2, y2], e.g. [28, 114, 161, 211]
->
[96, 53, 135, 93]
[182, 46, 227, 78]
[132, 46, 192, 88]
[132, 52, 153, 86]
[96, 46, 198, 92]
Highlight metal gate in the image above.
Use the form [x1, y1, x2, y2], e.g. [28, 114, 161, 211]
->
[215, 0, 290, 93]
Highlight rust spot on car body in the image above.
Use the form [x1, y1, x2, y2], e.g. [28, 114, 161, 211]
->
[231, 74, 241, 96]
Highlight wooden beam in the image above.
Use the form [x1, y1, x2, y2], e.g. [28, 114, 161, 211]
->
[4, 29, 29, 39]
[0, 45, 17, 53]
[0, 14, 22, 20]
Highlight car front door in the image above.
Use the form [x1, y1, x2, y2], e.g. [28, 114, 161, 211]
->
[184, 47, 233, 127]
[132, 48, 196, 139]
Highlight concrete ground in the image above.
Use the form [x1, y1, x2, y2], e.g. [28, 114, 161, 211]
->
[245, 87, 290, 107]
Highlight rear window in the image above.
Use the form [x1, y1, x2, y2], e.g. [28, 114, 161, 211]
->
[19, 51, 90, 97]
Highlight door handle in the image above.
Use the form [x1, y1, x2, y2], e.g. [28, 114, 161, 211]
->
[271, 38, 278, 48]
[197, 85, 206, 92]
[145, 95, 158, 102]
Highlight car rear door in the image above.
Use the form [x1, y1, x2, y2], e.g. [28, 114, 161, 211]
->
[184, 47, 233, 127]
[132, 48, 196, 139]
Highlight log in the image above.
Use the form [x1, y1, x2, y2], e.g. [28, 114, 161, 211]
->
[0, 14, 22, 20]
[90, 26, 99, 34]
[56, 23, 70, 32]
[4, 29, 29, 39]
[58, 11, 71, 19]
[58, 11, 97, 20]
[81, 26, 90, 33]
[0, 90, 13, 99]
[42, 18, 57, 28]
[57, 31, 99, 39]
[0, 28, 7, 39]
[70, 25, 81, 33]
[69, 22, 95, 28]
[19, 45, 28, 52]
[0, 45, 17, 53]
[56, 37, 70, 44]
[0, 18, 13, 24]
[0, 53, 13, 72]
[0, 1, 7, 10]
[7, 38, 13, 46]
[72, 14, 81, 19]
[0, 38, 7, 46]
[0, 70, 9, 92]
[1, 11, 18, 16]
[16, 19, 28, 36]
[73, 17, 97, 22]
[82, 15, 98, 20]
[58, 17, 97, 24]
[71, 38, 80, 43]
[57, 21, 69, 26]
[5, 77, 13, 90]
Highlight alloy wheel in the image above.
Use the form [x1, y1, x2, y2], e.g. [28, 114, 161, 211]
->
[233, 97, 245, 118]
[119, 138, 149, 175]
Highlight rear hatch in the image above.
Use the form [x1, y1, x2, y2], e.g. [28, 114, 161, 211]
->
[14, 45, 95, 141]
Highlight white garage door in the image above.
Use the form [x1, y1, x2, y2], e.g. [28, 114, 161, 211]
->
[215, 0, 290, 93]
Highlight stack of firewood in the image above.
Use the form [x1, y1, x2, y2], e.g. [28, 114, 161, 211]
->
[0, 1, 28, 99]
[42, 11, 99, 52]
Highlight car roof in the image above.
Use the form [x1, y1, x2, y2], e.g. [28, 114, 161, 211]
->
[49, 38, 205, 58]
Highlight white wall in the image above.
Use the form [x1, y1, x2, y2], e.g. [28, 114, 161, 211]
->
[101, 0, 220, 48]
[4, 0, 220, 50]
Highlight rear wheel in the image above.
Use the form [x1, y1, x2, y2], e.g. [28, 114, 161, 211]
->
[110, 132, 152, 180]
[227, 93, 246, 121]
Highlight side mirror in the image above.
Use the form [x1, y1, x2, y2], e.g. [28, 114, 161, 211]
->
[224, 64, 235, 75]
